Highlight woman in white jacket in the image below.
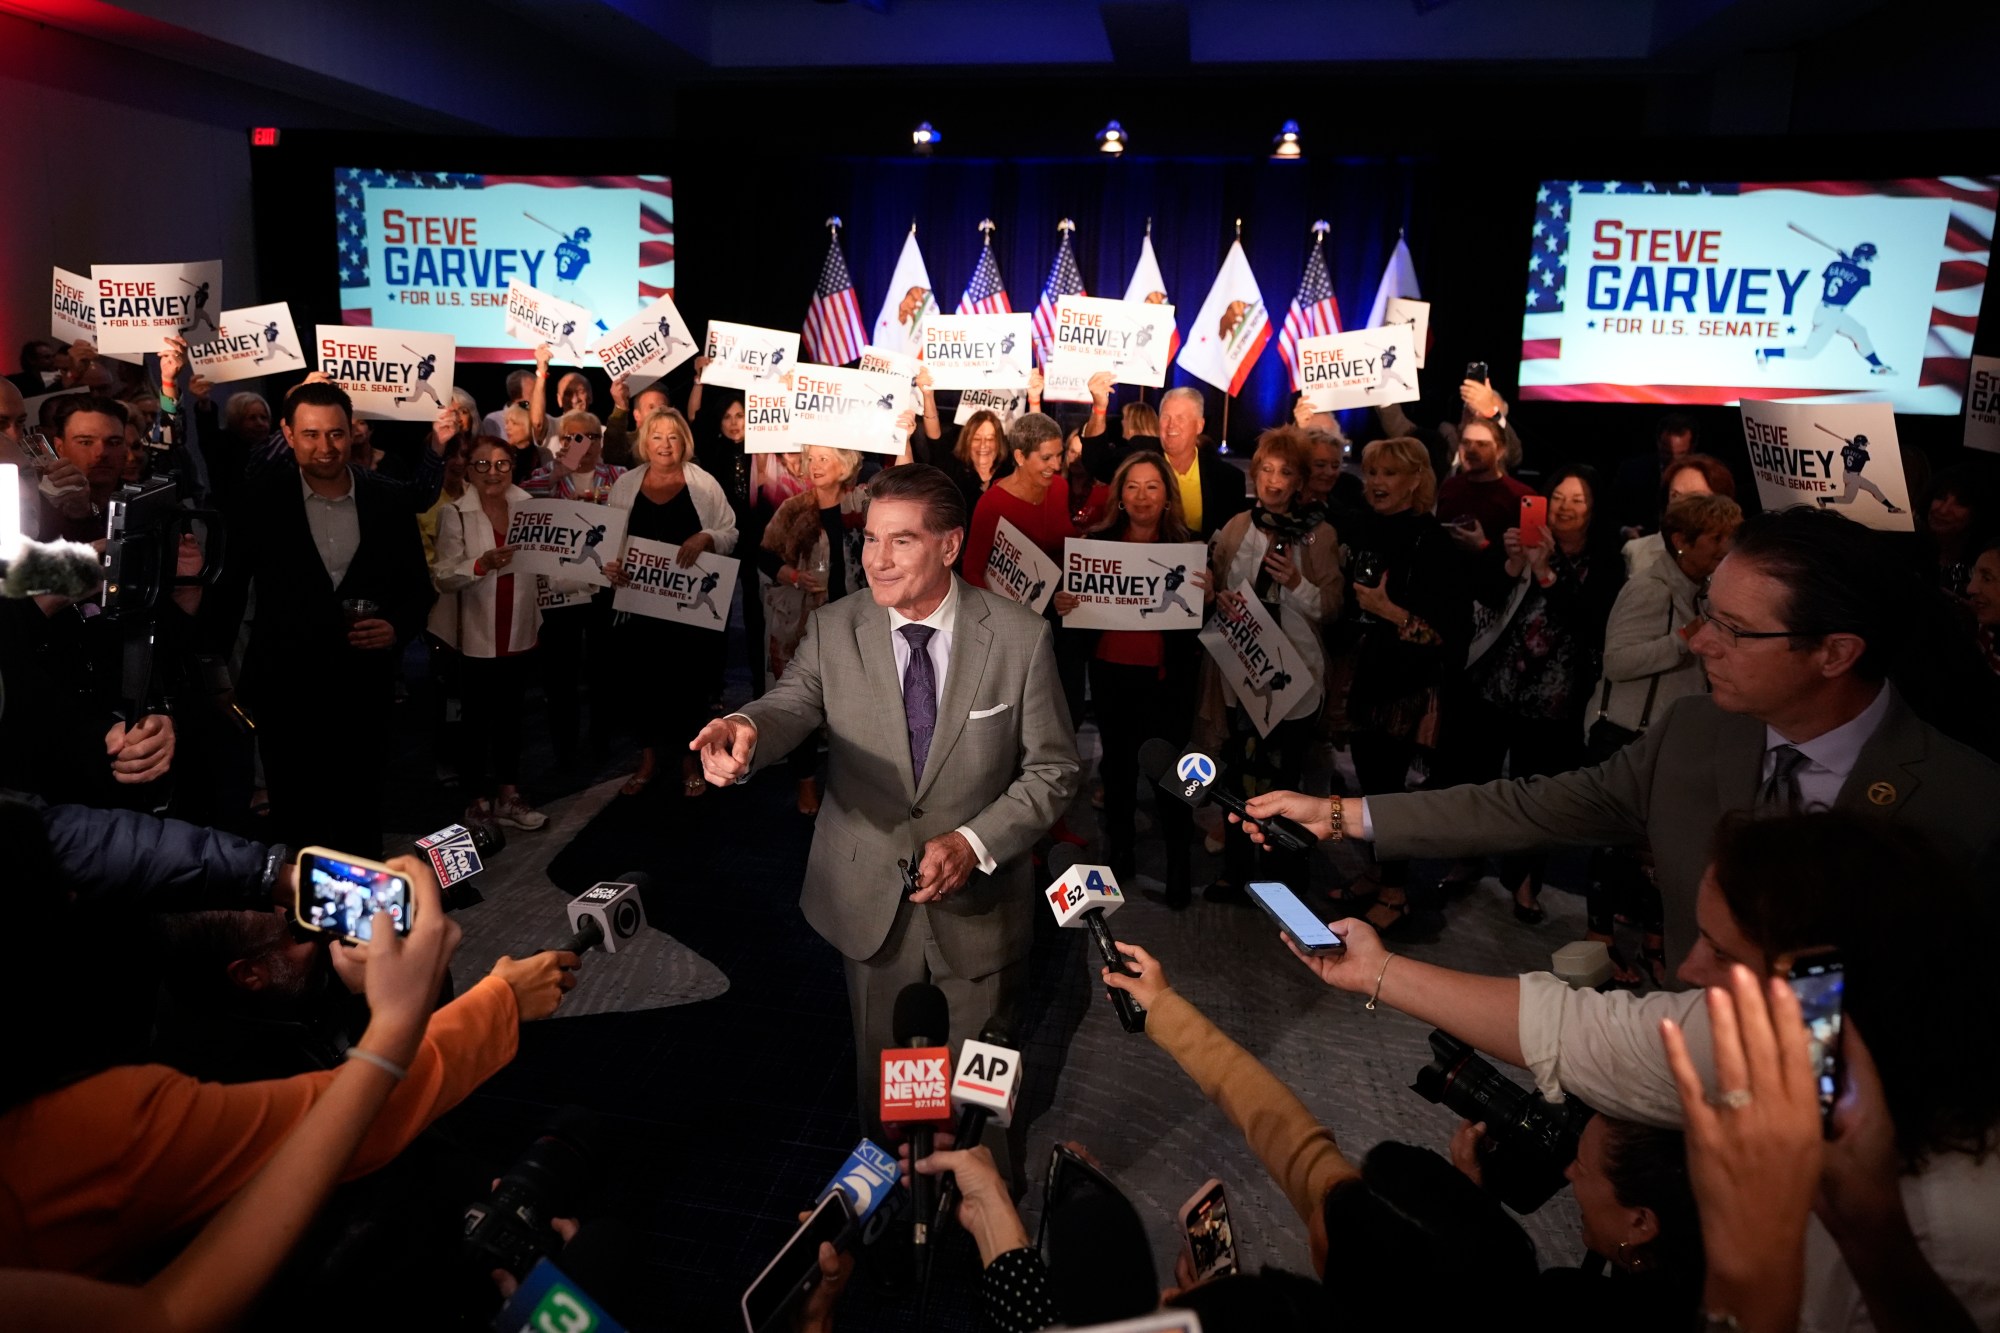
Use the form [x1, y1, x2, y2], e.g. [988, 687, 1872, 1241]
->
[1584, 490, 1741, 983]
[604, 407, 739, 798]
[432, 437, 555, 830]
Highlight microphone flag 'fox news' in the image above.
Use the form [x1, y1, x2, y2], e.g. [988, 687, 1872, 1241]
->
[879, 1049, 952, 1123]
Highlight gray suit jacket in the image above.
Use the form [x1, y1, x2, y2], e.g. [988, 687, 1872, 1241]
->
[738, 579, 1080, 973]
[1370, 689, 2000, 969]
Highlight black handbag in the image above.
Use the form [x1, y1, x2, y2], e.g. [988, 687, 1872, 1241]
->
[1584, 604, 1675, 764]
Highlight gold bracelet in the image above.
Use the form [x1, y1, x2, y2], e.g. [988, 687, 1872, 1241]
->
[1365, 953, 1396, 1011]
[1326, 795, 1344, 843]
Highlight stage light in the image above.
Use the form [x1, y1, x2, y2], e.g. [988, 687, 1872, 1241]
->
[1096, 120, 1126, 155]
[1271, 120, 1301, 159]
[912, 121, 940, 155]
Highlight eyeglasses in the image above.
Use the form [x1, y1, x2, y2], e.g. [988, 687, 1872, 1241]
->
[1693, 593, 1796, 646]
[560, 431, 603, 445]
[470, 458, 515, 472]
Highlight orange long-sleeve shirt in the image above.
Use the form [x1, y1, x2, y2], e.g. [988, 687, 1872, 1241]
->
[0, 973, 520, 1277]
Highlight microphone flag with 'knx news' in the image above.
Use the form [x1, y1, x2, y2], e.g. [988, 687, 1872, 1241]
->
[879, 1048, 952, 1125]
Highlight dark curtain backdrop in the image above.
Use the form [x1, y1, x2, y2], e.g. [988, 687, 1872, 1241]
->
[675, 153, 1435, 448]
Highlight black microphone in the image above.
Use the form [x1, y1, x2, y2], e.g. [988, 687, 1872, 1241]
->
[1140, 738, 1317, 854]
[1046, 845, 1145, 1033]
[890, 982, 951, 1258]
[556, 872, 651, 956]
[933, 1018, 1021, 1238]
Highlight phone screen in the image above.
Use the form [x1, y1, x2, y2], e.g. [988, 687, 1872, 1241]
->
[1788, 951, 1845, 1132]
[1248, 882, 1343, 954]
[1183, 1181, 1238, 1280]
[1038, 1142, 1124, 1255]
[741, 1189, 854, 1332]
[300, 852, 412, 942]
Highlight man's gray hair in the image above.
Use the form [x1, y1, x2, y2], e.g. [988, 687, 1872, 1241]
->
[1160, 385, 1205, 416]
[222, 391, 269, 431]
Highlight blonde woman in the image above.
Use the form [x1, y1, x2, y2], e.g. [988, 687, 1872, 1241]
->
[605, 407, 738, 797]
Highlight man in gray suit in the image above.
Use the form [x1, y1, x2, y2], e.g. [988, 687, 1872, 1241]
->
[1239, 507, 2000, 970]
[690, 462, 1080, 1161]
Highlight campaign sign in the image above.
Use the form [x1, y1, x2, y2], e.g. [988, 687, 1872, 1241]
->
[1385, 297, 1431, 369]
[1967, 354, 2000, 455]
[51, 267, 97, 345]
[536, 576, 595, 610]
[1199, 581, 1314, 737]
[788, 365, 908, 455]
[24, 388, 71, 433]
[504, 497, 629, 585]
[921, 312, 1033, 389]
[702, 319, 798, 390]
[314, 325, 456, 422]
[1040, 355, 1094, 404]
[591, 293, 697, 383]
[856, 346, 922, 449]
[503, 279, 597, 363]
[984, 518, 1060, 614]
[611, 537, 738, 630]
[954, 386, 1029, 425]
[187, 302, 305, 384]
[743, 381, 796, 454]
[1739, 399, 1913, 532]
[90, 260, 223, 354]
[1061, 538, 1207, 631]
[1053, 295, 1177, 388]
[1299, 324, 1420, 411]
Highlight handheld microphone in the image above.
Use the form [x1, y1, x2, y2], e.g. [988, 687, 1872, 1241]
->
[414, 823, 486, 893]
[882, 983, 952, 1255]
[819, 1139, 902, 1245]
[557, 873, 650, 955]
[1045, 846, 1145, 1033]
[933, 1018, 1021, 1237]
[1141, 738, 1318, 854]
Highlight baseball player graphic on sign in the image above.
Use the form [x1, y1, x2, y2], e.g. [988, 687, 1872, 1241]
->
[656, 316, 692, 360]
[1140, 559, 1196, 619]
[549, 319, 587, 362]
[559, 522, 610, 573]
[394, 351, 442, 408]
[690, 566, 724, 621]
[253, 319, 301, 364]
[1813, 424, 1905, 515]
[1242, 662, 1295, 730]
[1378, 339, 1417, 396]
[178, 280, 219, 341]
[1757, 235, 1893, 375]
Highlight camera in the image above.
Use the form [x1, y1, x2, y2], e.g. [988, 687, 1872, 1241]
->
[1411, 1030, 1592, 1213]
[462, 1106, 601, 1278]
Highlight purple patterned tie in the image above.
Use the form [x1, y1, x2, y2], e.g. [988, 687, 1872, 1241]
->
[900, 624, 939, 781]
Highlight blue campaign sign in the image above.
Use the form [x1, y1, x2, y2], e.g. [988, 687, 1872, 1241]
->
[1176, 752, 1216, 786]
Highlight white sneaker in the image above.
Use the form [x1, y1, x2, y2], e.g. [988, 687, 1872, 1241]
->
[491, 795, 548, 830]
[1754, 348, 1768, 367]
[1869, 364, 1896, 375]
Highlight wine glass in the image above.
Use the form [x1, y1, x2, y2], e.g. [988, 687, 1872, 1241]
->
[1351, 550, 1385, 623]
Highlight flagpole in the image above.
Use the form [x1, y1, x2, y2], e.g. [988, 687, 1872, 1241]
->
[1222, 218, 1242, 450]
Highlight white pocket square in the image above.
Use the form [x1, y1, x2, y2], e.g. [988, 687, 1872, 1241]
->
[969, 704, 1010, 719]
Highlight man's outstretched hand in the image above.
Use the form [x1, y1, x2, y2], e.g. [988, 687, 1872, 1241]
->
[690, 715, 758, 786]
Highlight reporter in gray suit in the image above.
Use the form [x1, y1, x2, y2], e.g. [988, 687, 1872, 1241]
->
[690, 463, 1080, 1156]
[1238, 507, 2000, 972]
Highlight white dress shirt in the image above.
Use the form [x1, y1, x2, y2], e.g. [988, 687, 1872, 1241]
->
[1761, 682, 1892, 811]
[888, 579, 996, 874]
[300, 469, 361, 587]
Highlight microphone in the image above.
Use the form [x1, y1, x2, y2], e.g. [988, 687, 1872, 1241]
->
[414, 823, 487, 894]
[1141, 737, 1318, 854]
[819, 1139, 902, 1245]
[557, 873, 650, 955]
[1045, 846, 1145, 1033]
[882, 983, 952, 1255]
[0, 537, 104, 601]
[933, 1018, 1021, 1238]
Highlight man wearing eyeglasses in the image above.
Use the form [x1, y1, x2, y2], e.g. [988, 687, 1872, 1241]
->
[1236, 506, 2000, 972]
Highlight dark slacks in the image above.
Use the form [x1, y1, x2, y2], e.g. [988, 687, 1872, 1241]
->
[1219, 709, 1316, 891]
[1091, 658, 1194, 895]
[1452, 693, 1587, 893]
[459, 651, 534, 795]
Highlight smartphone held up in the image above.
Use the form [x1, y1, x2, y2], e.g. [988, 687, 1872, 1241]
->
[293, 847, 414, 942]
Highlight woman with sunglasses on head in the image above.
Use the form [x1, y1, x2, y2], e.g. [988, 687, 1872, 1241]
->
[605, 407, 738, 798]
[431, 436, 553, 830]
[524, 411, 625, 770]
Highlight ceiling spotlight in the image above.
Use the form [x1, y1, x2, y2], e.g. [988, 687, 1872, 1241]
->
[1096, 120, 1126, 155]
[1272, 120, 1302, 159]
[912, 121, 940, 154]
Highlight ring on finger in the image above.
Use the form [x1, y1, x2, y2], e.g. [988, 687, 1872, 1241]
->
[1710, 1088, 1753, 1110]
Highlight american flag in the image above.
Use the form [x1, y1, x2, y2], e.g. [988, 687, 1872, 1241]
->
[803, 225, 866, 366]
[1520, 177, 1998, 405]
[1032, 223, 1087, 366]
[959, 237, 1012, 316]
[1277, 227, 1341, 392]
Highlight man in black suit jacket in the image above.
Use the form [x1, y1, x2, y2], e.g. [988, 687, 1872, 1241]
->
[1083, 384, 1248, 540]
[214, 383, 436, 855]
[7, 339, 62, 397]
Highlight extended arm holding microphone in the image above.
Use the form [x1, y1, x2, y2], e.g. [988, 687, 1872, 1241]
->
[1046, 846, 1145, 1033]
[933, 1020, 1022, 1239]
[555, 875, 650, 957]
[1141, 739, 1319, 855]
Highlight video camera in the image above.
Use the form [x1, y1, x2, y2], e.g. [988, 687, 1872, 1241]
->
[1411, 1029, 1593, 1214]
[462, 1106, 602, 1280]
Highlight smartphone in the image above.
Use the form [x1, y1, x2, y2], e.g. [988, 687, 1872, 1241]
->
[1787, 948, 1845, 1136]
[1038, 1141, 1125, 1255]
[1178, 1178, 1240, 1282]
[21, 431, 58, 471]
[1247, 882, 1344, 956]
[294, 847, 413, 942]
[1518, 495, 1548, 549]
[741, 1188, 855, 1333]
[1465, 360, 1490, 384]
